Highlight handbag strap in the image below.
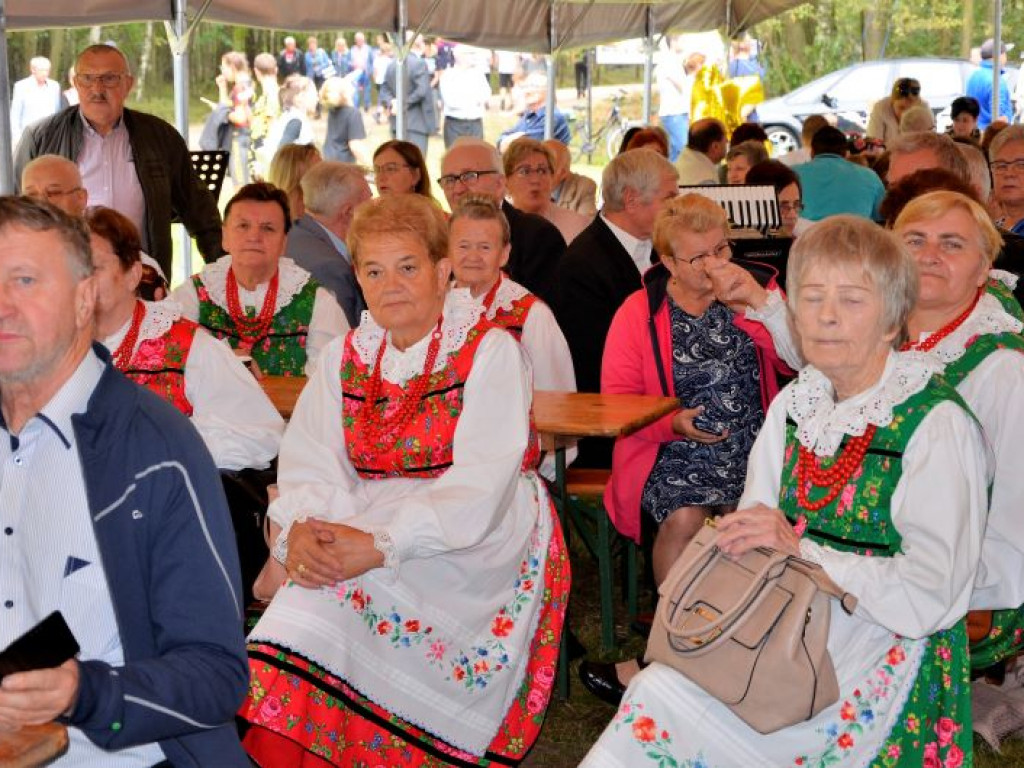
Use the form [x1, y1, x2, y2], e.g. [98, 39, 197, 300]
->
[657, 529, 858, 640]
[657, 531, 790, 641]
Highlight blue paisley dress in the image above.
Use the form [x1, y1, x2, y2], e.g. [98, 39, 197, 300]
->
[640, 298, 763, 522]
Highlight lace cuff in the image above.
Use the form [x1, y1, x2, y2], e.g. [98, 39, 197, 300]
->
[744, 287, 786, 321]
[371, 526, 400, 580]
[271, 524, 290, 565]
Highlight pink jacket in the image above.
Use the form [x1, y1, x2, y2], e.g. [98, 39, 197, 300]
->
[601, 265, 791, 542]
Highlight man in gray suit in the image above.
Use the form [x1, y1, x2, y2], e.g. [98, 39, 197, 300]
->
[380, 34, 437, 157]
[286, 162, 371, 327]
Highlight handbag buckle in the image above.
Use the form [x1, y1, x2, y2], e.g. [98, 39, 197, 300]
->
[689, 605, 723, 646]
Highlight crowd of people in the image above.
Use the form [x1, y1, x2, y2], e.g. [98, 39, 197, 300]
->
[1, 30, 1024, 768]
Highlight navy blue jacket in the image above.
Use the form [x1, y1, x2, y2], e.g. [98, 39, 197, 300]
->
[67, 346, 250, 766]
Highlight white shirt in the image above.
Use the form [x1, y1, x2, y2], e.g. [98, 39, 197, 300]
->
[601, 212, 652, 273]
[77, 113, 148, 252]
[655, 54, 686, 117]
[10, 75, 61, 140]
[100, 300, 284, 471]
[170, 255, 350, 377]
[439, 67, 492, 121]
[675, 146, 720, 186]
[0, 349, 163, 766]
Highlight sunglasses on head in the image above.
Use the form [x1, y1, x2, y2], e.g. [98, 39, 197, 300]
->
[895, 79, 921, 98]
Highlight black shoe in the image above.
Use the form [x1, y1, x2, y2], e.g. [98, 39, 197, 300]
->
[578, 659, 626, 706]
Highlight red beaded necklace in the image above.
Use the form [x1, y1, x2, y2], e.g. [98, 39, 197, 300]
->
[795, 424, 878, 512]
[358, 316, 445, 448]
[901, 287, 982, 352]
[226, 267, 279, 348]
[480, 275, 502, 313]
[111, 299, 146, 370]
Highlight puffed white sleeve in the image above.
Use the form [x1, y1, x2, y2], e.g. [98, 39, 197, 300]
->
[169, 279, 201, 321]
[962, 351, 1024, 609]
[520, 300, 576, 392]
[797, 401, 989, 639]
[185, 329, 285, 471]
[345, 329, 532, 566]
[736, 387, 789, 510]
[305, 287, 351, 376]
[521, 300, 578, 481]
[268, 335, 367, 538]
[744, 288, 804, 371]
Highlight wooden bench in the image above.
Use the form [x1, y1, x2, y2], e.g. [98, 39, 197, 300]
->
[0, 723, 68, 768]
[564, 468, 638, 652]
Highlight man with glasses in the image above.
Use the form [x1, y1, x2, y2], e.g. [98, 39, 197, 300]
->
[21, 154, 88, 217]
[990, 126, 1024, 235]
[14, 44, 223, 281]
[554, 148, 679, 466]
[439, 138, 566, 306]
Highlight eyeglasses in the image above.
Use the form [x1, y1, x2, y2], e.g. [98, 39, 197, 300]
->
[76, 72, 127, 88]
[29, 187, 83, 202]
[778, 201, 804, 214]
[894, 79, 921, 98]
[673, 239, 733, 265]
[990, 159, 1024, 174]
[512, 165, 551, 178]
[437, 170, 500, 189]
[373, 162, 410, 176]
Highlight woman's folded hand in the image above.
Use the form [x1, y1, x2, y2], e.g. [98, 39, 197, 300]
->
[715, 504, 801, 558]
[286, 520, 385, 587]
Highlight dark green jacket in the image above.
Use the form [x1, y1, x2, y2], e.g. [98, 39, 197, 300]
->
[14, 106, 224, 277]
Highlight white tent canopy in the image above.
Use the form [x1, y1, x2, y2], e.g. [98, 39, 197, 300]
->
[3, 0, 803, 49]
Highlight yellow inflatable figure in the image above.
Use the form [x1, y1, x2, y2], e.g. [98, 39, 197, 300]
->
[691, 64, 764, 137]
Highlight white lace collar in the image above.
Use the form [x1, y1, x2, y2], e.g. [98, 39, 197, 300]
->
[351, 289, 486, 385]
[104, 299, 185, 353]
[991, 268, 1019, 291]
[785, 350, 943, 456]
[450, 276, 531, 320]
[198, 255, 311, 312]
[912, 292, 1023, 364]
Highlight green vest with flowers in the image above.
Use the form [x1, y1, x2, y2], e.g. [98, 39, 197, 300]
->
[779, 376, 974, 768]
[194, 274, 318, 377]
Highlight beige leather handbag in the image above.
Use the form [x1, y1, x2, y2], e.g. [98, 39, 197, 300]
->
[645, 521, 857, 734]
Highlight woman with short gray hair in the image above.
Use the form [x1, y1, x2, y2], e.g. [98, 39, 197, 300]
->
[581, 215, 988, 768]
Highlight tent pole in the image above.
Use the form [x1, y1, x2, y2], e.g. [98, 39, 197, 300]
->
[642, 6, 654, 124]
[545, 2, 556, 140]
[993, 0, 1003, 126]
[0, 0, 14, 194]
[171, 0, 192, 278]
[395, 0, 408, 140]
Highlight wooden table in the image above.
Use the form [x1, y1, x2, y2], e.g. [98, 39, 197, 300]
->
[261, 375, 307, 419]
[533, 390, 678, 442]
[0, 723, 68, 768]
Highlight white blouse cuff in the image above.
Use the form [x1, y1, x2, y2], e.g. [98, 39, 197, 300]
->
[371, 526, 400, 582]
[744, 287, 786, 321]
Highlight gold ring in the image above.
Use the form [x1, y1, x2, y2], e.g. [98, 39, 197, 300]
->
[297, 563, 306, 575]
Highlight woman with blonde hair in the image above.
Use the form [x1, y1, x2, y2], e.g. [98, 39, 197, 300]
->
[267, 143, 322, 221]
[217, 50, 254, 185]
[239, 192, 568, 767]
[867, 77, 931, 145]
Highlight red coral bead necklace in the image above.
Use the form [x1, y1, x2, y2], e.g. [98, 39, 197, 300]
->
[227, 267, 279, 348]
[111, 299, 146, 370]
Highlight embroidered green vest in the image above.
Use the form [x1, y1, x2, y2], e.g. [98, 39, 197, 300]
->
[938, 331, 1024, 670]
[194, 275, 317, 377]
[986, 278, 1024, 322]
[779, 376, 975, 768]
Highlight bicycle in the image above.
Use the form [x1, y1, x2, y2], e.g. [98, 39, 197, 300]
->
[568, 89, 642, 163]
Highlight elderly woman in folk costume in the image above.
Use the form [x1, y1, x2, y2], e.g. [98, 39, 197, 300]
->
[171, 182, 348, 377]
[239, 193, 568, 767]
[581, 216, 989, 767]
[87, 206, 284, 471]
[892, 192, 1024, 675]
[448, 194, 576, 479]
